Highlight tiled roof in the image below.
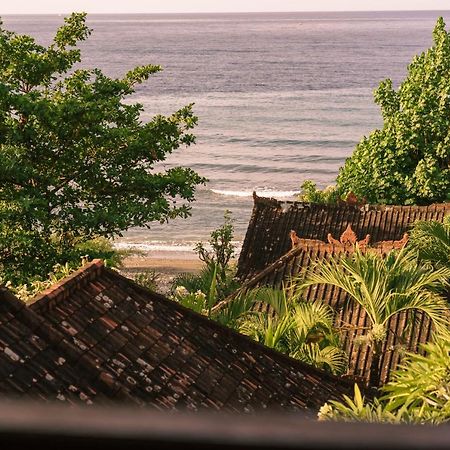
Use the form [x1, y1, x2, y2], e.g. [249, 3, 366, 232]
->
[237, 194, 450, 280]
[8, 260, 356, 413]
[0, 285, 134, 405]
[231, 242, 436, 386]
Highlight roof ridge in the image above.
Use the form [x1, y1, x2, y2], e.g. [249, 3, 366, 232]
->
[0, 284, 138, 404]
[253, 193, 450, 211]
[29, 259, 105, 313]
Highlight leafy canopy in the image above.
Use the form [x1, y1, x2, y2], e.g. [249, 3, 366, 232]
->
[0, 13, 205, 282]
[337, 17, 450, 205]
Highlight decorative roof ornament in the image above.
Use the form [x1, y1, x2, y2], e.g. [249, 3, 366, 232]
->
[292, 226, 408, 250]
[291, 226, 371, 249]
[394, 232, 409, 249]
[326, 224, 370, 248]
[340, 224, 358, 245]
[290, 230, 301, 248]
[374, 232, 409, 250]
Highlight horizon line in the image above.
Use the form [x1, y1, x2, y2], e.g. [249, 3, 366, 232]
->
[2, 9, 450, 15]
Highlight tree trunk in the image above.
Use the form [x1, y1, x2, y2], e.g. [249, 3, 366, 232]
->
[369, 340, 383, 388]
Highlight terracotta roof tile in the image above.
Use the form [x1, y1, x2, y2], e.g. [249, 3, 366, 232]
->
[0, 286, 130, 405]
[23, 260, 354, 413]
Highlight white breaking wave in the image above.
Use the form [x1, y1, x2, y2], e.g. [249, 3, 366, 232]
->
[113, 240, 243, 253]
[211, 189, 300, 198]
[114, 242, 197, 253]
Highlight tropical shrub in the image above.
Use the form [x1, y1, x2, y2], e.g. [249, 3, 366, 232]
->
[173, 286, 210, 315]
[337, 18, 450, 205]
[238, 287, 348, 375]
[301, 247, 450, 386]
[133, 269, 160, 292]
[319, 336, 450, 424]
[194, 210, 236, 284]
[173, 211, 239, 302]
[408, 216, 450, 268]
[298, 180, 341, 204]
[3, 258, 87, 302]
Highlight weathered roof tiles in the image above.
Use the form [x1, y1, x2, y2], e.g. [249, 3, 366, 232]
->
[0, 285, 132, 405]
[238, 194, 450, 280]
[0, 259, 355, 413]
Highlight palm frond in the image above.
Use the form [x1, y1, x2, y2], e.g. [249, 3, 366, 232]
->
[291, 343, 348, 375]
[408, 217, 450, 266]
[239, 312, 294, 352]
[292, 301, 335, 343]
[212, 291, 256, 330]
[252, 286, 290, 316]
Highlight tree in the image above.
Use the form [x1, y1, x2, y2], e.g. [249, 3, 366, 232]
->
[301, 247, 450, 386]
[337, 17, 450, 205]
[0, 13, 205, 282]
[194, 210, 236, 285]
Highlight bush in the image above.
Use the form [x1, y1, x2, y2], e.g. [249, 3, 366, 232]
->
[319, 336, 450, 424]
[194, 210, 235, 281]
[73, 237, 128, 268]
[171, 212, 240, 315]
[298, 180, 341, 204]
[133, 269, 160, 292]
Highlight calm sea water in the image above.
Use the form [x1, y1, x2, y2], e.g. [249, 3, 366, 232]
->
[4, 11, 450, 257]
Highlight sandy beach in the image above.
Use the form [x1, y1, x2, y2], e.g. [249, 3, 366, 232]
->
[122, 255, 203, 275]
[120, 253, 205, 294]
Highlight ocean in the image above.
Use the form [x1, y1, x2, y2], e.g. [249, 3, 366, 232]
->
[3, 11, 450, 258]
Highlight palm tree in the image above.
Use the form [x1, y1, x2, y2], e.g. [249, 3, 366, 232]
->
[408, 216, 450, 267]
[238, 287, 348, 375]
[300, 247, 450, 387]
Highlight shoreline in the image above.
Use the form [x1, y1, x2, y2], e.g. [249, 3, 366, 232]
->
[120, 254, 205, 295]
[120, 253, 239, 295]
[122, 255, 204, 275]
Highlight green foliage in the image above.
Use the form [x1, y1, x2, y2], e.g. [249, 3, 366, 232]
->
[301, 247, 450, 385]
[298, 180, 341, 204]
[172, 266, 219, 317]
[172, 263, 239, 317]
[0, 13, 205, 282]
[172, 212, 239, 306]
[171, 275, 346, 375]
[194, 210, 236, 283]
[318, 384, 402, 423]
[212, 291, 256, 330]
[133, 269, 160, 292]
[320, 336, 450, 424]
[73, 237, 128, 268]
[337, 17, 450, 205]
[172, 266, 217, 297]
[172, 286, 208, 315]
[3, 258, 87, 302]
[238, 287, 348, 375]
[408, 216, 450, 267]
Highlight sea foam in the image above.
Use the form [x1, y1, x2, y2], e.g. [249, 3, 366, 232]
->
[211, 189, 300, 198]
